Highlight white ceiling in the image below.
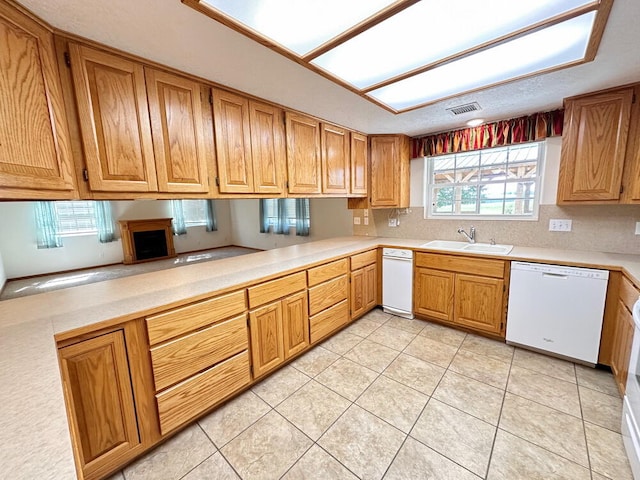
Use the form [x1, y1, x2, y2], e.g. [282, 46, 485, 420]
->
[19, 0, 640, 137]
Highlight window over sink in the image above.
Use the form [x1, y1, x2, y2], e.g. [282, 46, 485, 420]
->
[424, 142, 544, 219]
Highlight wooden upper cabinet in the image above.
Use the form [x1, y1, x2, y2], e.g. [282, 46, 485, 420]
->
[145, 68, 209, 193]
[370, 135, 410, 208]
[0, 2, 75, 197]
[59, 330, 140, 480]
[557, 87, 634, 203]
[249, 100, 285, 194]
[320, 123, 350, 194]
[212, 88, 253, 193]
[69, 43, 157, 192]
[350, 132, 368, 195]
[286, 111, 322, 194]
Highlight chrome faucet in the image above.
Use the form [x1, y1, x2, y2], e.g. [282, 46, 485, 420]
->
[457, 226, 476, 243]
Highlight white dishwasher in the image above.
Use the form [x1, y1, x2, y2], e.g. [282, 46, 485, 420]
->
[506, 261, 609, 364]
[382, 248, 414, 319]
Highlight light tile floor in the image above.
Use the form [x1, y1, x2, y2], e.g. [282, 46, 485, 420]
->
[110, 308, 632, 480]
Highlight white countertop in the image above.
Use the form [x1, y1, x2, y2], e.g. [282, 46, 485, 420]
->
[2, 236, 640, 479]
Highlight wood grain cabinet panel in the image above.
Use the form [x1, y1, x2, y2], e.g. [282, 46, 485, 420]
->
[558, 87, 634, 203]
[308, 274, 348, 316]
[249, 100, 285, 194]
[351, 263, 377, 320]
[310, 299, 349, 344]
[611, 299, 635, 395]
[307, 258, 348, 287]
[454, 274, 504, 335]
[370, 135, 410, 208]
[285, 111, 322, 194]
[145, 68, 209, 193]
[69, 43, 157, 192]
[0, 3, 75, 196]
[249, 301, 285, 378]
[212, 88, 254, 193]
[321, 123, 350, 194]
[59, 330, 140, 480]
[414, 267, 454, 323]
[350, 132, 368, 195]
[282, 291, 309, 359]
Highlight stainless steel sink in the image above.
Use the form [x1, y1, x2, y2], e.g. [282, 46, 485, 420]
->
[420, 240, 513, 255]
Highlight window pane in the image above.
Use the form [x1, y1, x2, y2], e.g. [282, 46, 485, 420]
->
[479, 198, 505, 215]
[183, 200, 208, 226]
[54, 201, 97, 235]
[432, 186, 454, 213]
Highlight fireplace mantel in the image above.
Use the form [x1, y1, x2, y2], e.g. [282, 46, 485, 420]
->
[118, 218, 176, 264]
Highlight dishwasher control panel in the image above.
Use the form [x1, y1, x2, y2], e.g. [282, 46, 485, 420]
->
[382, 248, 413, 259]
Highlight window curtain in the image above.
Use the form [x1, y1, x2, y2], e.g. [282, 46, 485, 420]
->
[205, 199, 217, 232]
[94, 201, 115, 243]
[34, 201, 62, 249]
[295, 199, 310, 237]
[171, 199, 187, 235]
[259, 199, 270, 233]
[412, 109, 564, 157]
[274, 199, 289, 235]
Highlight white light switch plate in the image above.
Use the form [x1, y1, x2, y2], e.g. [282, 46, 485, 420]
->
[549, 219, 572, 232]
[388, 218, 398, 227]
[353, 217, 361, 225]
[635, 222, 640, 235]
[364, 217, 369, 225]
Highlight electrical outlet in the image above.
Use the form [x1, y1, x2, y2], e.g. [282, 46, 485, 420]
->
[363, 217, 369, 225]
[635, 222, 640, 235]
[363, 209, 369, 217]
[353, 217, 361, 225]
[549, 219, 572, 232]
[388, 218, 398, 227]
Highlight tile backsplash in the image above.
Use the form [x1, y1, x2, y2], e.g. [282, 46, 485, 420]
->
[353, 204, 640, 255]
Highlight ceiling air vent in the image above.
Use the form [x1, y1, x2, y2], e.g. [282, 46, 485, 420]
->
[446, 102, 482, 115]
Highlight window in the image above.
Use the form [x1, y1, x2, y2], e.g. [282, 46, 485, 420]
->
[182, 200, 208, 227]
[425, 142, 544, 219]
[260, 198, 310, 236]
[54, 201, 97, 236]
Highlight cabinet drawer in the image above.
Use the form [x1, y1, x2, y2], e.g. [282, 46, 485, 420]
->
[308, 275, 348, 316]
[150, 314, 248, 391]
[307, 258, 348, 287]
[620, 275, 640, 312]
[146, 290, 246, 345]
[310, 299, 349, 344]
[156, 350, 251, 435]
[351, 249, 377, 270]
[248, 272, 307, 308]
[415, 252, 505, 278]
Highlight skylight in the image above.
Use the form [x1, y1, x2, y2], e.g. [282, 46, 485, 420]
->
[185, 0, 612, 113]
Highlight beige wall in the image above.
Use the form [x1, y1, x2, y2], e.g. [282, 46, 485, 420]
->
[229, 198, 353, 250]
[353, 137, 640, 255]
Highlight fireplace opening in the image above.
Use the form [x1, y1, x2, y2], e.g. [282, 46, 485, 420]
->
[133, 229, 169, 261]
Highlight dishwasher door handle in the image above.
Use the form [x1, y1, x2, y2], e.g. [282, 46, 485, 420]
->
[542, 272, 568, 279]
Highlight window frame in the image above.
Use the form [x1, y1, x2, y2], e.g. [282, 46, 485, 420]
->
[424, 141, 545, 221]
[53, 201, 98, 237]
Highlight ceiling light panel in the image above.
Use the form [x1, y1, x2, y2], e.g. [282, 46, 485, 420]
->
[311, 0, 596, 89]
[200, 0, 397, 55]
[367, 12, 596, 111]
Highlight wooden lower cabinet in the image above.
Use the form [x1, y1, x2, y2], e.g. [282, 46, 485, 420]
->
[454, 274, 504, 335]
[250, 290, 309, 379]
[351, 263, 377, 320]
[612, 299, 636, 395]
[58, 325, 154, 480]
[413, 253, 507, 337]
[414, 267, 454, 323]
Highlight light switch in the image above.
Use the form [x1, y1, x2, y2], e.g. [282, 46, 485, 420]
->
[635, 222, 640, 235]
[364, 217, 369, 225]
[353, 217, 361, 225]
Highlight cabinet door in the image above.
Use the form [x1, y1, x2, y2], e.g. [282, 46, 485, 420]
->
[285, 112, 321, 194]
[370, 136, 401, 207]
[414, 267, 454, 323]
[282, 291, 309, 359]
[69, 44, 157, 192]
[145, 68, 209, 193]
[59, 330, 140, 479]
[350, 268, 366, 320]
[249, 100, 285, 194]
[611, 300, 635, 395]
[0, 4, 75, 194]
[249, 301, 285, 378]
[212, 88, 254, 193]
[454, 274, 504, 335]
[558, 88, 633, 202]
[364, 263, 377, 311]
[321, 123, 350, 194]
[350, 132, 368, 195]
